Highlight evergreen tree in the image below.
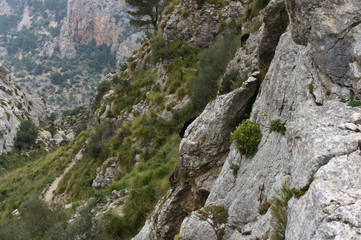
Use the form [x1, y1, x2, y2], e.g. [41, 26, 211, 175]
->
[125, 0, 166, 30]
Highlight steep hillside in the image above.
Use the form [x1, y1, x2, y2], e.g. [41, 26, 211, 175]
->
[0, 0, 141, 111]
[135, 0, 361, 239]
[0, 0, 360, 239]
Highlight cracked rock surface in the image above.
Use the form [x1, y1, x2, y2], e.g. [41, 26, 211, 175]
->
[178, 29, 361, 240]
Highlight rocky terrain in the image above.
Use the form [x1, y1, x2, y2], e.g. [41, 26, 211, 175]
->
[0, 64, 46, 154]
[0, 0, 360, 239]
[133, 0, 361, 239]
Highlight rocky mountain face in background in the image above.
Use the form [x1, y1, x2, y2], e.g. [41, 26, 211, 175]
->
[60, 0, 143, 62]
[0, 0, 142, 111]
[134, 0, 361, 239]
[0, 64, 46, 154]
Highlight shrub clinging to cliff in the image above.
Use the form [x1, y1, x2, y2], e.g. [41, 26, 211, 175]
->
[231, 119, 261, 156]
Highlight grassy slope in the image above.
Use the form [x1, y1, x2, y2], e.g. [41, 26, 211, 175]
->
[0, 131, 88, 217]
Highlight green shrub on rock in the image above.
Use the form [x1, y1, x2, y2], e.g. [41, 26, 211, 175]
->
[270, 119, 286, 134]
[231, 119, 261, 156]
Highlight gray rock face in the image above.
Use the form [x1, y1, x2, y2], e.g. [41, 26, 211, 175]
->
[59, 0, 138, 59]
[178, 29, 361, 240]
[162, 0, 246, 48]
[180, 76, 259, 193]
[0, 64, 47, 154]
[286, 151, 361, 239]
[286, 0, 361, 88]
[92, 157, 120, 189]
[258, 0, 288, 69]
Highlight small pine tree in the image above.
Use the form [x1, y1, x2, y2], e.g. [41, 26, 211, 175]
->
[125, 0, 166, 30]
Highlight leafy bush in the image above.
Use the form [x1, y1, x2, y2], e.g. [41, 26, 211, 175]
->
[231, 119, 262, 156]
[0, 199, 67, 240]
[347, 93, 361, 107]
[14, 120, 39, 150]
[219, 69, 240, 94]
[85, 122, 115, 159]
[93, 80, 112, 108]
[230, 163, 239, 176]
[0, 15, 21, 34]
[270, 119, 286, 134]
[50, 72, 65, 85]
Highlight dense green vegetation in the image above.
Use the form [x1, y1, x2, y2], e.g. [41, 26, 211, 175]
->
[0, 132, 87, 217]
[189, 26, 241, 109]
[0, 15, 21, 34]
[14, 120, 39, 150]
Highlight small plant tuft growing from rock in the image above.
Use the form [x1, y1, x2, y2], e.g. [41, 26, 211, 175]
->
[270, 185, 293, 240]
[231, 119, 262, 157]
[258, 199, 272, 215]
[230, 163, 240, 176]
[347, 93, 361, 107]
[308, 83, 314, 94]
[270, 119, 286, 134]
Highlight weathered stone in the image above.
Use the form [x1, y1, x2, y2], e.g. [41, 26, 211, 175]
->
[286, 0, 361, 88]
[162, 0, 246, 48]
[177, 29, 361, 240]
[180, 76, 259, 192]
[92, 157, 120, 189]
[258, 0, 288, 69]
[286, 151, 361, 239]
[60, 0, 139, 59]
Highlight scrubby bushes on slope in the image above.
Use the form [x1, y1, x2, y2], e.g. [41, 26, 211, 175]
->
[14, 120, 39, 150]
[189, 31, 241, 109]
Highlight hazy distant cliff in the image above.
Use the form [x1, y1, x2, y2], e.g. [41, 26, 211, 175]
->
[0, 0, 141, 110]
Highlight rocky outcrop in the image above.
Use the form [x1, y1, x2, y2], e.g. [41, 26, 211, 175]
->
[162, 0, 246, 48]
[0, 64, 47, 154]
[134, 76, 259, 240]
[286, 151, 361, 239]
[60, 0, 140, 60]
[92, 157, 120, 189]
[135, 0, 361, 239]
[286, 0, 361, 88]
[176, 6, 361, 240]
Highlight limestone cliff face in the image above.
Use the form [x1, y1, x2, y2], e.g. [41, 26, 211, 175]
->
[134, 0, 361, 239]
[0, 65, 47, 154]
[60, 0, 141, 62]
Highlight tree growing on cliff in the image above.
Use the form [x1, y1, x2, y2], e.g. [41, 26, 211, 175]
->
[125, 0, 166, 30]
